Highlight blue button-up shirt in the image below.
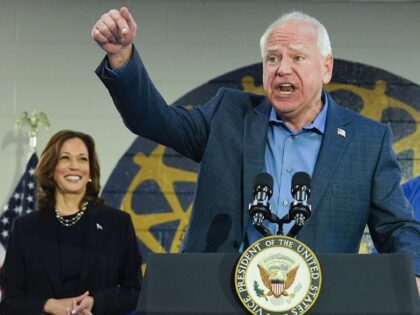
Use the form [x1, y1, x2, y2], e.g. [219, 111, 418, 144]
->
[245, 93, 329, 247]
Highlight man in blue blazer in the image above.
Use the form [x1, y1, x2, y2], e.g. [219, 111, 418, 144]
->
[92, 8, 420, 293]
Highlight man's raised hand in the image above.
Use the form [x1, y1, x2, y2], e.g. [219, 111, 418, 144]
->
[92, 7, 137, 68]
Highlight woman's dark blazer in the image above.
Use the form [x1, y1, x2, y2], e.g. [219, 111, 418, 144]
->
[0, 203, 142, 315]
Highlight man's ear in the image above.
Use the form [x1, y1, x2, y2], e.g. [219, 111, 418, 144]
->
[322, 54, 334, 85]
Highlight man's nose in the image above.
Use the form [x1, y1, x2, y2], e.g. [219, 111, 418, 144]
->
[276, 58, 292, 76]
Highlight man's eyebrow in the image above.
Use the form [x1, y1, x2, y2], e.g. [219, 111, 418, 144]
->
[266, 46, 279, 53]
[266, 44, 308, 54]
[289, 44, 308, 52]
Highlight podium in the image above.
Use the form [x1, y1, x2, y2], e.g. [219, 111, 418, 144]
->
[137, 253, 420, 315]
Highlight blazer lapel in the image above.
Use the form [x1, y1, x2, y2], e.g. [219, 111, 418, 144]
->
[78, 204, 110, 290]
[310, 99, 352, 212]
[34, 210, 62, 296]
[242, 99, 271, 232]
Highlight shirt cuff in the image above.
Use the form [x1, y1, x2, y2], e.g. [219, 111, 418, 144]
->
[104, 61, 127, 78]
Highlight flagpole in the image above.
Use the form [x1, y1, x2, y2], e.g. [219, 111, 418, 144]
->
[0, 111, 50, 269]
[15, 109, 50, 158]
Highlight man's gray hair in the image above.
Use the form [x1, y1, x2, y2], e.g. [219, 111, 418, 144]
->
[259, 11, 332, 58]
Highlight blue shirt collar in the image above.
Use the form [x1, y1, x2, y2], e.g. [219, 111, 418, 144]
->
[268, 90, 329, 134]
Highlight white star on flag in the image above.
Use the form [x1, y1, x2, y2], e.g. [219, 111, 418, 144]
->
[0, 152, 38, 270]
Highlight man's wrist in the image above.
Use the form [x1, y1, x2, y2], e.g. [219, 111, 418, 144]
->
[107, 45, 133, 69]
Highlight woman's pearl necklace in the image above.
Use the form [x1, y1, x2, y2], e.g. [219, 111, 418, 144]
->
[55, 202, 88, 227]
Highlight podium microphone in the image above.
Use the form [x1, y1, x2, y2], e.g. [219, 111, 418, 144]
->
[249, 172, 275, 236]
[287, 172, 312, 237]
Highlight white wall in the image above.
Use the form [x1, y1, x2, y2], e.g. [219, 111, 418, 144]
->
[1, 0, 419, 206]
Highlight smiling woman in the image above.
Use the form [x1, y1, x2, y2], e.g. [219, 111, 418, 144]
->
[53, 138, 91, 202]
[0, 130, 142, 315]
[35, 131, 102, 213]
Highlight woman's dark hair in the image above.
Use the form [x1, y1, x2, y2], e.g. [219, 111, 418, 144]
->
[35, 130, 104, 210]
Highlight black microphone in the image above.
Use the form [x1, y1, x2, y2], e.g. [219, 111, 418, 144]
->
[287, 172, 312, 237]
[249, 172, 275, 236]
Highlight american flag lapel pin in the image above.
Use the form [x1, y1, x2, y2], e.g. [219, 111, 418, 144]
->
[337, 128, 346, 138]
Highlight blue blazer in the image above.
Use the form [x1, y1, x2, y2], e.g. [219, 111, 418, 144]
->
[0, 204, 142, 315]
[96, 48, 420, 275]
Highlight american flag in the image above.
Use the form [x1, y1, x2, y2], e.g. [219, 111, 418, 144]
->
[0, 152, 38, 265]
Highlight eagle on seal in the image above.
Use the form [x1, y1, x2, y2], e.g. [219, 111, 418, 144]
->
[257, 264, 299, 298]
